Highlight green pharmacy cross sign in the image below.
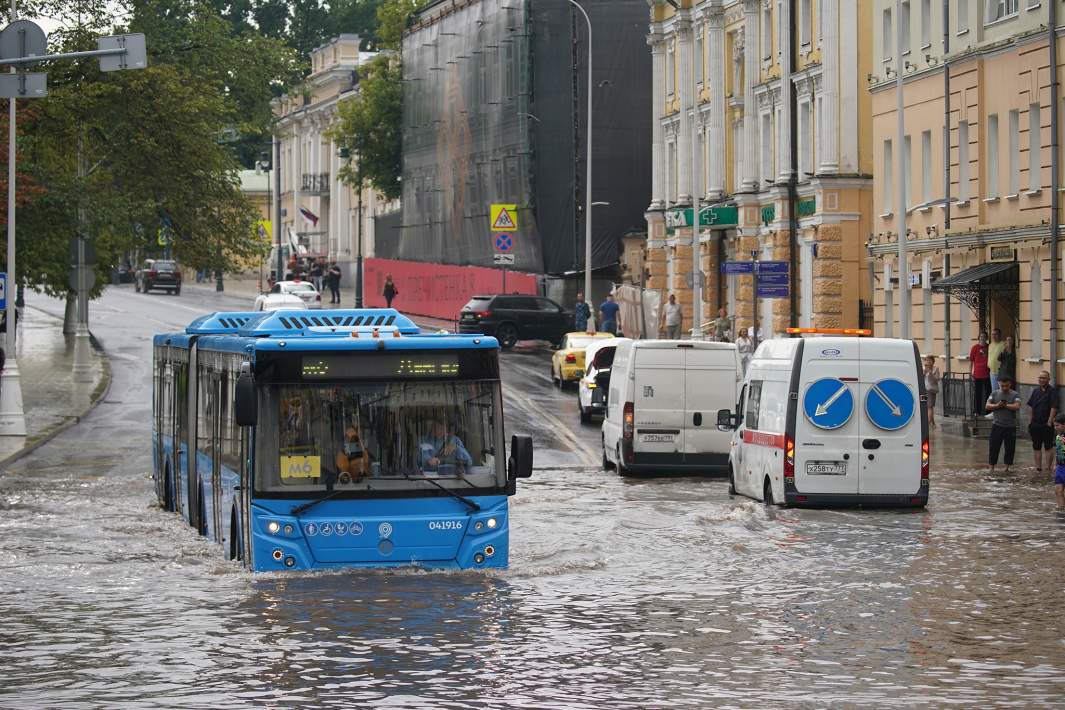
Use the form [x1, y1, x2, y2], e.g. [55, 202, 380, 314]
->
[665, 205, 739, 229]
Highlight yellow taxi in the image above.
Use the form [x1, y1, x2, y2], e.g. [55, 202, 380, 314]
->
[551, 331, 615, 388]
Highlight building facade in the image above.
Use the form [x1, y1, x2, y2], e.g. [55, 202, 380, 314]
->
[645, 0, 874, 338]
[869, 0, 1064, 392]
[273, 35, 396, 280]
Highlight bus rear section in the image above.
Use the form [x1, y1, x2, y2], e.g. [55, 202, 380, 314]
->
[787, 337, 927, 507]
[246, 339, 530, 571]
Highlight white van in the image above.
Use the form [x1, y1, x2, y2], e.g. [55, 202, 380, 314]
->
[601, 340, 741, 475]
[719, 333, 929, 507]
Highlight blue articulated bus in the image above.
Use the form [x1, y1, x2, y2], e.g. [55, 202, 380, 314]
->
[151, 308, 533, 571]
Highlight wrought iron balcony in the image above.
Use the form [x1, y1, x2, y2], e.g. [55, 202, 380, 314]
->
[301, 172, 331, 195]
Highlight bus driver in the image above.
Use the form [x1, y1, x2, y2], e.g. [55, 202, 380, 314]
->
[419, 418, 473, 473]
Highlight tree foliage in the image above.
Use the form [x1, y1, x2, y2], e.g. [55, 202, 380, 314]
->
[331, 54, 402, 201]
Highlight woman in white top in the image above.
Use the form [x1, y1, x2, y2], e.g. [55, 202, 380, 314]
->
[923, 355, 941, 427]
[735, 327, 754, 372]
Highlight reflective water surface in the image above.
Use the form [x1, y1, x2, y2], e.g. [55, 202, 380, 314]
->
[2, 290, 1064, 708]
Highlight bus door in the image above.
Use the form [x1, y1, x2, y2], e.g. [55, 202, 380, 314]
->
[238, 426, 252, 563]
[187, 343, 201, 534]
[210, 371, 224, 543]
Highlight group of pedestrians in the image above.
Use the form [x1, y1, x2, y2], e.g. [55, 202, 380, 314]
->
[968, 328, 1017, 414]
[573, 292, 620, 335]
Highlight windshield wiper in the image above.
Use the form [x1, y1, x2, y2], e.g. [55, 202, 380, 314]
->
[291, 489, 343, 517]
[405, 473, 481, 512]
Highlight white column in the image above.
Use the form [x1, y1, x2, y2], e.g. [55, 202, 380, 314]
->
[677, 15, 694, 205]
[839, 0, 859, 172]
[777, 0, 794, 183]
[650, 31, 667, 209]
[819, 0, 839, 173]
[742, 0, 760, 190]
[707, 6, 726, 199]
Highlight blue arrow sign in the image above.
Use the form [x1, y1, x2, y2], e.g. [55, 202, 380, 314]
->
[722, 261, 754, 275]
[802, 378, 854, 430]
[864, 378, 915, 431]
[494, 233, 514, 252]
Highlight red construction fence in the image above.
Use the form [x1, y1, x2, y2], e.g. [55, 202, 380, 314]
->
[362, 258, 539, 321]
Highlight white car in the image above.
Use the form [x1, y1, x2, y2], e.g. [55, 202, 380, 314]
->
[578, 339, 621, 424]
[254, 281, 321, 311]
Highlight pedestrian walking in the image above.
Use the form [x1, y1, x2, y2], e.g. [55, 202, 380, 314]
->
[713, 307, 731, 342]
[1027, 370, 1058, 476]
[327, 262, 342, 304]
[986, 375, 1021, 473]
[383, 274, 398, 308]
[310, 259, 324, 294]
[923, 355, 941, 428]
[987, 328, 1005, 392]
[599, 293, 620, 336]
[573, 292, 591, 332]
[996, 335, 1016, 385]
[660, 294, 683, 339]
[1053, 414, 1065, 510]
[735, 327, 754, 373]
[969, 332, 991, 416]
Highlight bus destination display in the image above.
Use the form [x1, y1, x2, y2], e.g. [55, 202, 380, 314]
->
[302, 353, 462, 379]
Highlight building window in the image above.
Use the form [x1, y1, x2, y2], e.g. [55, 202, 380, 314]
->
[733, 120, 743, 188]
[883, 139, 893, 207]
[903, 134, 912, 208]
[667, 42, 675, 96]
[958, 121, 970, 201]
[883, 7, 893, 62]
[922, 260, 933, 355]
[987, 0, 1019, 22]
[1030, 257, 1043, 359]
[1008, 109, 1020, 195]
[921, 0, 931, 46]
[761, 112, 773, 184]
[957, 0, 968, 31]
[762, 3, 772, 59]
[695, 29, 704, 85]
[800, 0, 812, 46]
[987, 113, 999, 198]
[1029, 102, 1042, 190]
[901, 1, 911, 54]
[921, 130, 932, 203]
[799, 101, 812, 178]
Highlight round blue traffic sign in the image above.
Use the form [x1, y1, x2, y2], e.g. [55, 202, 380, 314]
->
[494, 233, 513, 252]
[864, 378, 915, 431]
[802, 378, 855, 430]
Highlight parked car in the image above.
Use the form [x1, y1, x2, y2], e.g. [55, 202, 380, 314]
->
[135, 259, 182, 294]
[254, 280, 321, 311]
[578, 339, 619, 424]
[457, 294, 573, 348]
[551, 331, 615, 389]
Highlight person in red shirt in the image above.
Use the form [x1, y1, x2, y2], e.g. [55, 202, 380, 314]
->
[970, 332, 991, 416]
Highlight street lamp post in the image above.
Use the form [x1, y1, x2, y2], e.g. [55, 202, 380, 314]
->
[565, 0, 594, 331]
[338, 146, 363, 308]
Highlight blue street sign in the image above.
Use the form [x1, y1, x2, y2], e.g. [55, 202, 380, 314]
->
[494, 233, 513, 252]
[0, 272, 6, 311]
[864, 379, 916, 431]
[757, 273, 789, 286]
[756, 260, 789, 274]
[757, 285, 790, 298]
[802, 378, 855, 430]
[722, 261, 754, 275]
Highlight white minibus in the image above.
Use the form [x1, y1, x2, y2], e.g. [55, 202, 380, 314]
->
[602, 340, 741, 475]
[718, 330, 929, 507]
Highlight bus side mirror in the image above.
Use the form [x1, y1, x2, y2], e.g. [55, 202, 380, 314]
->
[716, 408, 736, 430]
[235, 372, 257, 427]
[508, 435, 533, 479]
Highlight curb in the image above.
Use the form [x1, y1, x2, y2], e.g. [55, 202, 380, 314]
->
[0, 322, 113, 470]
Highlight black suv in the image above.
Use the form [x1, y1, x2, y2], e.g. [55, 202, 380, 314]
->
[135, 259, 183, 295]
[458, 294, 573, 348]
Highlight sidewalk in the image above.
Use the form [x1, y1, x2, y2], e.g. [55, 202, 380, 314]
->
[0, 303, 110, 466]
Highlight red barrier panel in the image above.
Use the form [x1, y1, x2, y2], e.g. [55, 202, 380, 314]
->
[362, 258, 539, 321]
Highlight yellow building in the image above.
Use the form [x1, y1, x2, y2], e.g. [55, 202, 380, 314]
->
[645, 0, 874, 338]
[869, 0, 1064, 392]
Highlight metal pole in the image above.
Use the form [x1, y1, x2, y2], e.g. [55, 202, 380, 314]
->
[355, 177, 364, 308]
[942, 0, 951, 373]
[895, 0, 910, 339]
[1049, 0, 1059, 386]
[0, 0, 27, 436]
[691, 20, 703, 339]
[567, 0, 594, 331]
[72, 129, 92, 383]
[274, 134, 282, 283]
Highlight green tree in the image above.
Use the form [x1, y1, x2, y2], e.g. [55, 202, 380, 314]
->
[375, 0, 427, 50]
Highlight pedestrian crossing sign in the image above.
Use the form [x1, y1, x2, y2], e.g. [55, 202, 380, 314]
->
[490, 204, 518, 231]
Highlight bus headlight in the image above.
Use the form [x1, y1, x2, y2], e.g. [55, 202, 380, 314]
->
[487, 518, 497, 529]
[267, 521, 280, 534]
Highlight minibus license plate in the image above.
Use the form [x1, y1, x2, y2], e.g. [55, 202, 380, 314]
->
[806, 461, 847, 475]
[642, 433, 675, 443]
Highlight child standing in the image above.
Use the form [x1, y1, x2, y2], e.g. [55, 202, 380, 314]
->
[1054, 413, 1065, 511]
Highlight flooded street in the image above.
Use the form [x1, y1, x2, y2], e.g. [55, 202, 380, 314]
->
[2, 288, 1065, 708]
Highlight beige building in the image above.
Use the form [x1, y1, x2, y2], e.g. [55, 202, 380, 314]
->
[273, 35, 397, 278]
[645, 0, 874, 338]
[869, 0, 1063, 391]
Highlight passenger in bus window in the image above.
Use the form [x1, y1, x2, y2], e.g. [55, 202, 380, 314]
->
[419, 418, 473, 473]
[280, 398, 313, 452]
[335, 423, 374, 482]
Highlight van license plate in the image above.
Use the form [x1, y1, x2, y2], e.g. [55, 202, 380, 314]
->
[642, 433, 675, 443]
[806, 461, 847, 475]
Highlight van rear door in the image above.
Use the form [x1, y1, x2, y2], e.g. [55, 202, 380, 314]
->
[634, 346, 686, 457]
[683, 345, 738, 459]
[793, 339, 861, 495]
[858, 340, 923, 495]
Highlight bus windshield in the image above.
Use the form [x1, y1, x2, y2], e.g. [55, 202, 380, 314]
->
[255, 380, 505, 495]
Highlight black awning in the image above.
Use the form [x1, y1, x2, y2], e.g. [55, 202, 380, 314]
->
[931, 261, 1018, 291]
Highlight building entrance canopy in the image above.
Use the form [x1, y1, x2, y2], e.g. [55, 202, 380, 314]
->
[931, 261, 1019, 325]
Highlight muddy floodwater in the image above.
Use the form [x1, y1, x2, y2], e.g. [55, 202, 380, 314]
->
[2, 290, 1064, 708]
